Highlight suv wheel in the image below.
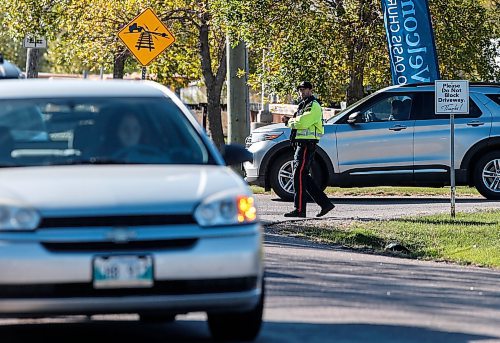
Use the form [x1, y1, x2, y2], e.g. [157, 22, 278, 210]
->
[473, 151, 500, 200]
[207, 279, 264, 341]
[269, 153, 326, 201]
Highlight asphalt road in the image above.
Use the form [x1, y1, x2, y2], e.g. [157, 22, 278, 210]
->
[1, 195, 499, 342]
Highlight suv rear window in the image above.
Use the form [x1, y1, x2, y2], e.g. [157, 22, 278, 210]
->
[413, 92, 482, 120]
[486, 94, 500, 106]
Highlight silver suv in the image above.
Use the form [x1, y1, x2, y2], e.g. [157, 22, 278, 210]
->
[244, 83, 500, 200]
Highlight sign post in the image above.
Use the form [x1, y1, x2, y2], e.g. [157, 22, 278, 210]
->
[118, 8, 175, 78]
[435, 80, 469, 218]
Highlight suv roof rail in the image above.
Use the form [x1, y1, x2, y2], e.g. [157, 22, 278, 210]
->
[399, 81, 499, 87]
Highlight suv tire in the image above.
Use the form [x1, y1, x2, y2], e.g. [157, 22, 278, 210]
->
[269, 152, 326, 201]
[207, 279, 264, 341]
[473, 151, 500, 200]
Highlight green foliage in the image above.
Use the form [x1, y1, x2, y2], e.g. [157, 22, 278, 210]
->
[218, 0, 499, 104]
[431, 0, 500, 81]
[1, 0, 498, 104]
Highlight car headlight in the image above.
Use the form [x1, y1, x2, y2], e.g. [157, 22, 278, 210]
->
[195, 193, 257, 227]
[251, 131, 283, 143]
[0, 205, 40, 231]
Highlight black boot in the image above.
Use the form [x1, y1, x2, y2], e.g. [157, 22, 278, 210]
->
[284, 209, 306, 218]
[316, 203, 335, 217]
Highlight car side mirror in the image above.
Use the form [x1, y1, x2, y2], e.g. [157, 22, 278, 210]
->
[347, 112, 360, 124]
[221, 144, 253, 166]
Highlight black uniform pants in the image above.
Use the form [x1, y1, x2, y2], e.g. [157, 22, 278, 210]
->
[293, 141, 331, 213]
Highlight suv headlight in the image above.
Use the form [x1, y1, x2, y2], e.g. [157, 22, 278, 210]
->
[251, 132, 283, 144]
[0, 205, 40, 231]
[195, 193, 257, 227]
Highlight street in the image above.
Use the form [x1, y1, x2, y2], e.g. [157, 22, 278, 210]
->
[2, 198, 500, 342]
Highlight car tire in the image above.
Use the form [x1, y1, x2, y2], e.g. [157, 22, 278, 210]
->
[207, 279, 265, 342]
[473, 151, 500, 200]
[269, 152, 326, 201]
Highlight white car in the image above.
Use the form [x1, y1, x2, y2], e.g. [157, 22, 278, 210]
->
[0, 79, 264, 341]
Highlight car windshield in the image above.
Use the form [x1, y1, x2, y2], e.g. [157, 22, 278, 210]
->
[0, 97, 213, 167]
[326, 91, 380, 123]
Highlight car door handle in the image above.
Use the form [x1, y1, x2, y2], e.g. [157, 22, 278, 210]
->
[467, 121, 484, 127]
[389, 125, 407, 131]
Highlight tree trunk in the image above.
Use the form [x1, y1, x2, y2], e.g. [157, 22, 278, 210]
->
[113, 51, 127, 79]
[206, 86, 225, 148]
[345, 36, 365, 105]
[25, 48, 40, 79]
[346, 58, 364, 105]
[198, 19, 227, 148]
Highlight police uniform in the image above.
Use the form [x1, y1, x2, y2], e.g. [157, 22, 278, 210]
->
[284, 82, 335, 218]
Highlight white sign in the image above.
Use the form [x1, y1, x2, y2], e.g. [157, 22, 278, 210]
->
[435, 80, 469, 115]
[23, 36, 47, 49]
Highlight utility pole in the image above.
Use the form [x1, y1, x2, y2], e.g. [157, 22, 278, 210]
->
[25, 48, 40, 78]
[226, 37, 250, 145]
[254, 49, 272, 130]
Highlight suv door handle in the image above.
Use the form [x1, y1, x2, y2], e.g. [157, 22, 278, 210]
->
[467, 121, 484, 127]
[389, 125, 407, 131]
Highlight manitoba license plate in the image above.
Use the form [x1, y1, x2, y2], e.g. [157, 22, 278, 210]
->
[93, 255, 153, 289]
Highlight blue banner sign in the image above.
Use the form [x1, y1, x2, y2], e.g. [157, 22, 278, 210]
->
[381, 0, 440, 85]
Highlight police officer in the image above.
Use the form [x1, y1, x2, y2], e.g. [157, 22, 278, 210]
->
[282, 81, 335, 218]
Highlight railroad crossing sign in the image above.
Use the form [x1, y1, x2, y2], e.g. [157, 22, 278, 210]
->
[118, 8, 175, 66]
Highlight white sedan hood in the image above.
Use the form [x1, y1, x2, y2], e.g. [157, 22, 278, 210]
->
[0, 165, 248, 216]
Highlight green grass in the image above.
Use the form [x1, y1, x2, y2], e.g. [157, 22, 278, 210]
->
[275, 210, 500, 268]
[251, 185, 481, 197]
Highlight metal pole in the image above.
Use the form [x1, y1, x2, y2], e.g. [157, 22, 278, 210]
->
[450, 113, 456, 218]
[141, 67, 147, 80]
[100, 66, 104, 80]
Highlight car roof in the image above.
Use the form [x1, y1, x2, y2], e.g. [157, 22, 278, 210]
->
[0, 79, 169, 99]
[0, 59, 23, 79]
[388, 82, 500, 93]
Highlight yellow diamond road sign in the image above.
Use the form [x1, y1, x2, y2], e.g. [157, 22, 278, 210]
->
[118, 8, 175, 66]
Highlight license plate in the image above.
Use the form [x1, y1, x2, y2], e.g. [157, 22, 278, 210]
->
[93, 255, 153, 289]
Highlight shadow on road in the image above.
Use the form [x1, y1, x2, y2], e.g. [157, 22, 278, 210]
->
[0, 319, 497, 343]
[264, 237, 500, 331]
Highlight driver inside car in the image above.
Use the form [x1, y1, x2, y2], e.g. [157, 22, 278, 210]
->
[117, 113, 143, 148]
[99, 110, 165, 162]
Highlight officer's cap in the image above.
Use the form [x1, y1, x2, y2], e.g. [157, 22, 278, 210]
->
[296, 81, 313, 90]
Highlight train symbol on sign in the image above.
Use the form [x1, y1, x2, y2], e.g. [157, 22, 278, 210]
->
[117, 8, 176, 66]
[126, 23, 170, 51]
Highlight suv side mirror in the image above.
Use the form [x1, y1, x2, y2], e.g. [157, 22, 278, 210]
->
[221, 144, 253, 166]
[347, 112, 360, 124]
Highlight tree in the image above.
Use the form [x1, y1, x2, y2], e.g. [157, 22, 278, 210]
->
[215, 0, 499, 105]
[430, 0, 500, 81]
[1, 0, 61, 77]
[217, 0, 389, 105]
[49, 0, 228, 147]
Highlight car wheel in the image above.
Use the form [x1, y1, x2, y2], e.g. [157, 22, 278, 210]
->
[473, 151, 500, 200]
[269, 153, 326, 201]
[207, 279, 265, 341]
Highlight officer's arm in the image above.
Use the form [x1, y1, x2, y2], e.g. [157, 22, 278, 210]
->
[287, 102, 322, 129]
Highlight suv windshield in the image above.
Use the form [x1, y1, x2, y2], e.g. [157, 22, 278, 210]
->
[0, 97, 212, 167]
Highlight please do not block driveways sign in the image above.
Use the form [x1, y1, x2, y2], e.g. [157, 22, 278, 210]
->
[435, 80, 469, 115]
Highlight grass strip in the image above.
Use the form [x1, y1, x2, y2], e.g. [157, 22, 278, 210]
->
[273, 210, 500, 268]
